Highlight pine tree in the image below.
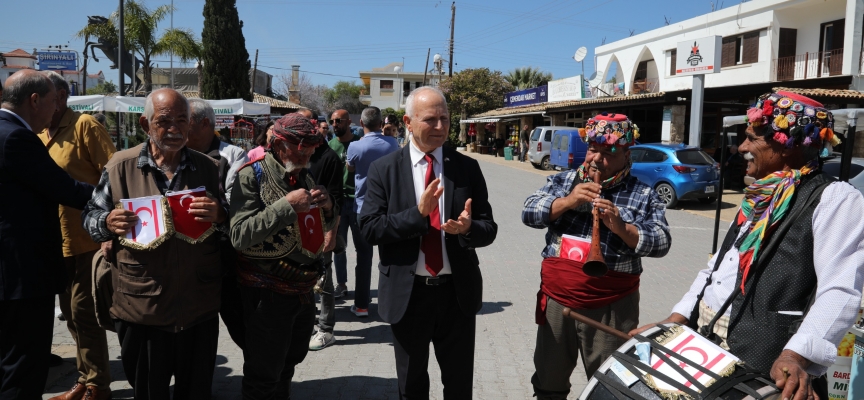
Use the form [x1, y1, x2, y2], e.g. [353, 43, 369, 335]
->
[201, 0, 251, 100]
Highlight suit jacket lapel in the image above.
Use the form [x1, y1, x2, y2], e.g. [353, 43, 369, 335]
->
[399, 146, 415, 210]
[442, 147, 455, 220]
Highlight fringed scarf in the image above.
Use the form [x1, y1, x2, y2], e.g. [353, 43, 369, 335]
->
[575, 162, 631, 189]
[737, 159, 818, 293]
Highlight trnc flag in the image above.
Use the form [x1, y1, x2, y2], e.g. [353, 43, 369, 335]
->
[647, 325, 739, 393]
[297, 208, 325, 255]
[120, 195, 169, 248]
[559, 234, 591, 263]
[166, 187, 214, 242]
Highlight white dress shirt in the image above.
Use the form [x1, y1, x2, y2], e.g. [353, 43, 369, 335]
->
[408, 141, 452, 276]
[217, 140, 249, 201]
[672, 182, 864, 375]
[0, 108, 32, 132]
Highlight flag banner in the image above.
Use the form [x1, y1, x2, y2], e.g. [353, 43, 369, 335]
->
[295, 207, 325, 258]
[559, 234, 591, 263]
[166, 187, 216, 244]
[117, 195, 173, 250]
[645, 325, 739, 395]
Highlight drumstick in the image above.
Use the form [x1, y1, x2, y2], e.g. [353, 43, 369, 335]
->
[562, 307, 631, 341]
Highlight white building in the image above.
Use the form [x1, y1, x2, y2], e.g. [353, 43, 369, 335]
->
[0, 48, 37, 80]
[359, 62, 431, 110]
[592, 0, 862, 96]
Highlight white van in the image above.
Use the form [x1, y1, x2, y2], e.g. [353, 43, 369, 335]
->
[528, 126, 571, 170]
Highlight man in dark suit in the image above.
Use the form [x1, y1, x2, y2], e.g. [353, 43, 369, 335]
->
[0, 70, 94, 399]
[360, 86, 497, 399]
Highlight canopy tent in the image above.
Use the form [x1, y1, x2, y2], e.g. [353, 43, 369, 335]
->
[710, 109, 861, 254]
[66, 95, 271, 115]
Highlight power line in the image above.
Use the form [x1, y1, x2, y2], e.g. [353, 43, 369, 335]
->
[257, 65, 362, 79]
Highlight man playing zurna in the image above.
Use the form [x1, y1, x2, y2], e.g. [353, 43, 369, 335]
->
[229, 113, 337, 400]
[635, 90, 864, 400]
[522, 113, 671, 400]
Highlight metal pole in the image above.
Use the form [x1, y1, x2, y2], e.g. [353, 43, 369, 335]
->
[448, 2, 455, 78]
[711, 126, 728, 255]
[840, 111, 857, 182]
[688, 74, 705, 147]
[251, 49, 258, 95]
[118, 0, 125, 96]
[423, 48, 430, 86]
[170, 0, 174, 89]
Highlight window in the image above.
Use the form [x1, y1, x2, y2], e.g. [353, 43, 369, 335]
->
[630, 148, 646, 163]
[822, 162, 864, 179]
[560, 134, 569, 151]
[669, 49, 677, 76]
[415, 81, 422, 89]
[403, 81, 411, 92]
[380, 80, 393, 90]
[531, 128, 542, 141]
[675, 150, 714, 165]
[552, 134, 562, 150]
[721, 30, 760, 67]
[544, 130, 554, 142]
[641, 150, 668, 163]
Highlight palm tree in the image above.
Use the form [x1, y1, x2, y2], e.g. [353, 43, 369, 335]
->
[505, 67, 554, 90]
[77, 0, 201, 93]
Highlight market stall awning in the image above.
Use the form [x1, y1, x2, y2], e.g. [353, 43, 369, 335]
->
[459, 118, 500, 124]
[66, 95, 271, 115]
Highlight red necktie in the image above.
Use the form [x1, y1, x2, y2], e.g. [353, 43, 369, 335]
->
[420, 154, 443, 276]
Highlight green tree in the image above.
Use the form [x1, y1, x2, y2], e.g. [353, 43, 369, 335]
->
[439, 68, 512, 146]
[504, 66, 553, 90]
[76, 0, 201, 93]
[325, 81, 366, 114]
[201, 0, 251, 100]
[380, 107, 405, 124]
[86, 81, 118, 95]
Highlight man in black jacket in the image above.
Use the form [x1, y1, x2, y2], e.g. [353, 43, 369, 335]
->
[0, 70, 94, 399]
[360, 86, 497, 399]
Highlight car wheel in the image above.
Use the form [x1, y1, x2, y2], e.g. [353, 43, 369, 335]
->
[698, 197, 716, 204]
[655, 183, 678, 208]
[541, 156, 552, 170]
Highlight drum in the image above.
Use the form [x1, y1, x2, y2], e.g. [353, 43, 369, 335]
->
[579, 323, 781, 400]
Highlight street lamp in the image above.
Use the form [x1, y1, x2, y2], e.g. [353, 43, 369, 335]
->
[394, 65, 403, 111]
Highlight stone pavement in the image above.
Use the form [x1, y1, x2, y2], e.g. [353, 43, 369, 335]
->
[44, 151, 729, 399]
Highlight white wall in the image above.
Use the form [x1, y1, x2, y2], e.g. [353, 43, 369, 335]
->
[593, 0, 857, 94]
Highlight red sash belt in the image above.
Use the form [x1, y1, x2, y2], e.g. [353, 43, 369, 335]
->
[536, 257, 640, 325]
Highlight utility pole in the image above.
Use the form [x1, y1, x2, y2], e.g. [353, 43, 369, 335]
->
[448, 2, 455, 78]
[170, 0, 174, 89]
[118, 0, 125, 95]
[423, 48, 430, 86]
[251, 49, 259, 95]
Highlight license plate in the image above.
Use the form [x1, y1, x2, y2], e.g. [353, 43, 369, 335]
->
[705, 186, 715, 194]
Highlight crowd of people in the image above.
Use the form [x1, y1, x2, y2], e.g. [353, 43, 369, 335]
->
[0, 66, 862, 400]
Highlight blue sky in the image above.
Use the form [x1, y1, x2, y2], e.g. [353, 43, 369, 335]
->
[1, 0, 736, 89]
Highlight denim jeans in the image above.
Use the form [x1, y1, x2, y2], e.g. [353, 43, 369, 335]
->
[334, 199, 375, 309]
[316, 252, 336, 333]
[333, 198, 354, 285]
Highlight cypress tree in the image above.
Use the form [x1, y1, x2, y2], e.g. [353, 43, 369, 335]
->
[201, 0, 252, 100]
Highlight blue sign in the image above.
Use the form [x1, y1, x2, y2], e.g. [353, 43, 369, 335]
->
[36, 51, 77, 71]
[504, 85, 547, 107]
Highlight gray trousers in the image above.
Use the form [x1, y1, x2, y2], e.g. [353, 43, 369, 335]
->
[532, 291, 640, 400]
[316, 251, 335, 332]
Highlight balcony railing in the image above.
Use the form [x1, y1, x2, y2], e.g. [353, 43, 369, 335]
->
[631, 78, 659, 95]
[773, 49, 844, 81]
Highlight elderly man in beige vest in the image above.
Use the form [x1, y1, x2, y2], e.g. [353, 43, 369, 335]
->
[82, 88, 227, 400]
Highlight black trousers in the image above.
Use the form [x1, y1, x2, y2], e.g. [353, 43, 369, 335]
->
[220, 271, 246, 350]
[391, 280, 476, 400]
[240, 286, 316, 400]
[115, 317, 219, 400]
[0, 295, 54, 400]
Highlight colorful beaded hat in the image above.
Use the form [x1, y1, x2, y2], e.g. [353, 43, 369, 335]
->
[747, 90, 841, 150]
[579, 112, 640, 152]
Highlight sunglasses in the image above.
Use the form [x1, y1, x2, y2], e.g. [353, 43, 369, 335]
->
[332, 118, 344, 124]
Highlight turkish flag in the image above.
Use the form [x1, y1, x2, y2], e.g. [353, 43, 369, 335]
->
[559, 234, 591, 263]
[297, 208, 325, 255]
[121, 195, 168, 246]
[166, 187, 212, 241]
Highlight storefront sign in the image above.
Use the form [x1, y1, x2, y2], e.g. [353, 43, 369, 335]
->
[504, 85, 547, 107]
[548, 76, 584, 102]
[36, 51, 77, 71]
[215, 116, 234, 128]
[675, 36, 722, 76]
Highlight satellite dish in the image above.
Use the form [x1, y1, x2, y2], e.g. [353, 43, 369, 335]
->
[433, 53, 442, 62]
[588, 72, 598, 81]
[394, 65, 402, 73]
[574, 47, 588, 62]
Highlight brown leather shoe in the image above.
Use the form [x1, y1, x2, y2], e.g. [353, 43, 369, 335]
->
[83, 386, 111, 400]
[48, 383, 86, 400]
[82, 386, 112, 400]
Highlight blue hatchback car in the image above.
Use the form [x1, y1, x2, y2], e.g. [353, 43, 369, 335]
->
[629, 143, 720, 208]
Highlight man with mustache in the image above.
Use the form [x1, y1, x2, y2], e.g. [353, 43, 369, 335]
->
[229, 113, 336, 399]
[81, 88, 227, 399]
[634, 91, 864, 400]
[522, 113, 671, 400]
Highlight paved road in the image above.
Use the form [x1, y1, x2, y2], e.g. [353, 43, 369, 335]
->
[44, 151, 728, 399]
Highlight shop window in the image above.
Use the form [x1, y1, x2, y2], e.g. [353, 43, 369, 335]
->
[380, 80, 393, 90]
[721, 30, 760, 67]
[669, 49, 677, 76]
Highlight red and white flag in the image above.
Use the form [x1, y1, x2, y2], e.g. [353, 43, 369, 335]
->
[648, 326, 739, 393]
[297, 208, 325, 255]
[166, 186, 213, 242]
[559, 234, 591, 263]
[120, 195, 169, 247]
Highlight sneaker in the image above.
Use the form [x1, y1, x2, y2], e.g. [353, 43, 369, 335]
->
[308, 330, 335, 351]
[351, 305, 369, 317]
[334, 284, 348, 298]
